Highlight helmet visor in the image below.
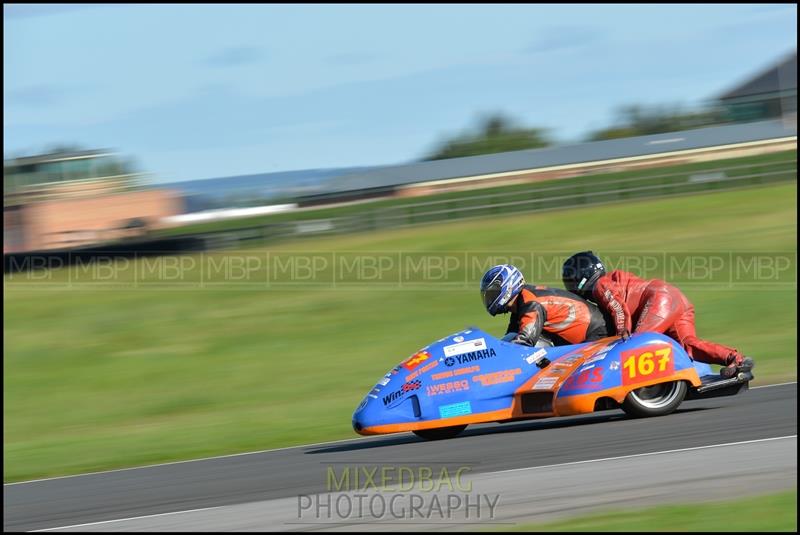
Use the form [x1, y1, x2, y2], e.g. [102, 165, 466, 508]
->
[562, 275, 579, 294]
[481, 282, 503, 313]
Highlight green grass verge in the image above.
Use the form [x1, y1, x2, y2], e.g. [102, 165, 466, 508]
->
[499, 489, 797, 532]
[4, 182, 797, 482]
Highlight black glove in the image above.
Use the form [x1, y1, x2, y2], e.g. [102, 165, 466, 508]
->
[512, 334, 534, 346]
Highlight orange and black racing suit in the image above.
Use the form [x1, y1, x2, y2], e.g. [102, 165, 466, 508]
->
[507, 285, 614, 346]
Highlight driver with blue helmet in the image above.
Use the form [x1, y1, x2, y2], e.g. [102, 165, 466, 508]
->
[480, 264, 613, 347]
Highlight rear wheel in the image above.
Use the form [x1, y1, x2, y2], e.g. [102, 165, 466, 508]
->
[621, 381, 687, 418]
[413, 425, 467, 440]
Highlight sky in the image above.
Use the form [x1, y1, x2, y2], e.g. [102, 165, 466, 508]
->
[3, 3, 797, 184]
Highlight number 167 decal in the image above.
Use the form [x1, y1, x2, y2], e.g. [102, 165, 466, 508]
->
[621, 345, 674, 386]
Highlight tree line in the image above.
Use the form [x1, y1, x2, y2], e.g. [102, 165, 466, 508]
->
[422, 104, 728, 161]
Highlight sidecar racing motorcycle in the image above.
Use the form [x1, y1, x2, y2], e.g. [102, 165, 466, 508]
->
[352, 328, 752, 440]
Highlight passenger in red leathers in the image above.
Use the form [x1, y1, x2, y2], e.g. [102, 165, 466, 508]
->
[561, 251, 754, 378]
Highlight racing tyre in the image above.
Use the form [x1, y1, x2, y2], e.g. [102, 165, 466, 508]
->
[413, 425, 467, 440]
[621, 380, 688, 418]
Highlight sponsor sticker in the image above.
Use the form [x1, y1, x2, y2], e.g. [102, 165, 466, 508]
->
[438, 401, 472, 418]
[609, 360, 620, 370]
[402, 380, 422, 393]
[443, 338, 487, 357]
[453, 335, 465, 343]
[564, 367, 604, 389]
[382, 390, 404, 406]
[533, 377, 559, 390]
[431, 365, 479, 382]
[444, 348, 497, 367]
[525, 348, 548, 365]
[582, 354, 608, 366]
[454, 365, 480, 376]
[402, 351, 430, 372]
[405, 359, 439, 382]
[382, 380, 422, 406]
[621, 345, 674, 386]
[432, 370, 453, 381]
[426, 379, 470, 396]
[472, 368, 522, 386]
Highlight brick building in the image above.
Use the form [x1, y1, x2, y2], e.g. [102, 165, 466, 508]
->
[4, 150, 182, 253]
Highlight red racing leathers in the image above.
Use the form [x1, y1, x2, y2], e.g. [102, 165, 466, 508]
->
[592, 270, 743, 366]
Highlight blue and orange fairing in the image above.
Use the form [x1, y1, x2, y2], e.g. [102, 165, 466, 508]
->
[352, 328, 712, 435]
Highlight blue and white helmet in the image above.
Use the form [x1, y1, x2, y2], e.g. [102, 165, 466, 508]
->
[480, 264, 526, 316]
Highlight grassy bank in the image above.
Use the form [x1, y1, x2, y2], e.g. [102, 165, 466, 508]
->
[499, 489, 797, 532]
[4, 182, 796, 482]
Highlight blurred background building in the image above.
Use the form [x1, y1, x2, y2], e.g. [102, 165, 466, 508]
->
[3, 149, 181, 253]
[717, 50, 797, 124]
[3, 50, 796, 257]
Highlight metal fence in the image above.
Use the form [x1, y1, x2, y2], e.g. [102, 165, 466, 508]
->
[197, 157, 797, 248]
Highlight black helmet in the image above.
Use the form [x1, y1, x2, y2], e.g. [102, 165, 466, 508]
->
[562, 251, 606, 298]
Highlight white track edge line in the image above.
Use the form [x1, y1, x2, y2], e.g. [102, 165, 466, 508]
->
[30, 435, 798, 532]
[6, 381, 796, 486]
[751, 381, 798, 389]
[31, 505, 227, 532]
[488, 434, 797, 476]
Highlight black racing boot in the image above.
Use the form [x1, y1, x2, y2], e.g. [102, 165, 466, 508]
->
[720, 354, 754, 379]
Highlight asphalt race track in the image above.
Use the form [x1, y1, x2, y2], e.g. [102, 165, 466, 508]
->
[4, 383, 797, 532]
